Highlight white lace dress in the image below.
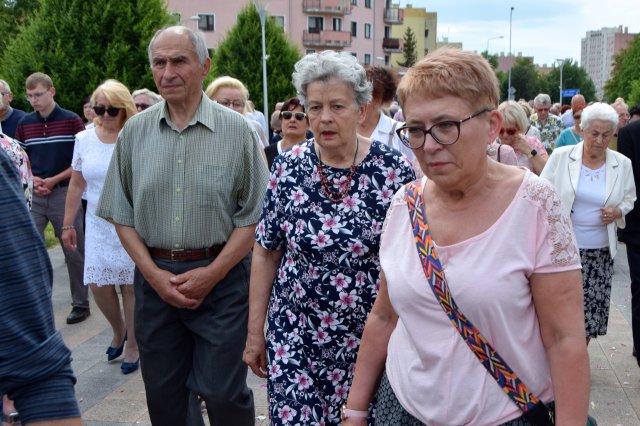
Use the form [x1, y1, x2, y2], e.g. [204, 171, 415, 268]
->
[72, 129, 134, 286]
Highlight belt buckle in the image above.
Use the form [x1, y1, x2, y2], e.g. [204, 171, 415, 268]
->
[170, 248, 185, 260]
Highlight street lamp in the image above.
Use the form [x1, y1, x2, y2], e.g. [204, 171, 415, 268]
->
[486, 35, 504, 53]
[254, 0, 269, 126]
[507, 6, 514, 100]
[556, 58, 566, 105]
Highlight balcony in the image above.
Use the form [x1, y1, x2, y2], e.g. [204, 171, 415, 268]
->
[383, 7, 403, 24]
[303, 29, 352, 47]
[303, 0, 352, 15]
[383, 37, 403, 53]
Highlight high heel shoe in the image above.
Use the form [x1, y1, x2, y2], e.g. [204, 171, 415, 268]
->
[106, 332, 127, 362]
[121, 358, 140, 375]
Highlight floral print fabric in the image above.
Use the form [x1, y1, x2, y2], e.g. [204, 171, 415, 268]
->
[256, 139, 414, 425]
[580, 247, 614, 338]
[0, 134, 33, 208]
[530, 115, 563, 151]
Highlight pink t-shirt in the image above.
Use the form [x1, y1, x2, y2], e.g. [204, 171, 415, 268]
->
[381, 172, 581, 426]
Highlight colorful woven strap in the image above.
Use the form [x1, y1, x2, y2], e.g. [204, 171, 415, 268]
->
[405, 180, 540, 413]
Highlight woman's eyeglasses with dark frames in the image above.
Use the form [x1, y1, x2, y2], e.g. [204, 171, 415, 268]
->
[396, 108, 490, 148]
[499, 128, 518, 136]
[93, 105, 122, 117]
[281, 111, 307, 121]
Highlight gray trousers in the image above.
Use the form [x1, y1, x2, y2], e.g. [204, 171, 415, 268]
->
[31, 185, 88, 308]
[134, 253, 255, 426]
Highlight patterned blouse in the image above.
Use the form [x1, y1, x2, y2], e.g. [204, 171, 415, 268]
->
[1, 134, 33, 208]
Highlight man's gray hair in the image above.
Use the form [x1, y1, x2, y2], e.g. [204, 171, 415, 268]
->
[580, 102, 618, 132]
[533, 93, 551, 108]
[132, 88, 163, 105]
[148, 26, 209, 67]
[292, 50, 372, 107]
[0, 79, 10, 93]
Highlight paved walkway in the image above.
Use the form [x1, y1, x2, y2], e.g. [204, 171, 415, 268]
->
[47, 245, 639, 425]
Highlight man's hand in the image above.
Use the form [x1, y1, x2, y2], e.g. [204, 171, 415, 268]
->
[33, 176, 51, 196]
[147, 268, 200, 309]
[170, 266, 222, 307]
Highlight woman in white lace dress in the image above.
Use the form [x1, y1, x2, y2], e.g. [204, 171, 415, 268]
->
[62, 80, 139, 374]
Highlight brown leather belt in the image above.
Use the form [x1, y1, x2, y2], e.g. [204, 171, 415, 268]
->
[147, 244, 225, 261]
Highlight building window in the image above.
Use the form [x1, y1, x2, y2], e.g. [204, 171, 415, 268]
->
[197, 13, 215, 32]
[308, 16, 324, 33]
[333, 18, 342, 31]
[364, 54, 371, 65]
[306, 49, 317, 54]
[385, 55, 390, 65]
[351, 21, 357, 37]
[351, 0, 357, 5]
[365, 0, 371, 8]
[364, 23, 371, 39]
[272, 15, 285, 29]
[425, 29, 429, 38]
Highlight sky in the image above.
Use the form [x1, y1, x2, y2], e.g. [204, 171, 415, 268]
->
[397, 0, 640, 67]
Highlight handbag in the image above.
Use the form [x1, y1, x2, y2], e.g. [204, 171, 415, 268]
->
[404, 180, 554, 426]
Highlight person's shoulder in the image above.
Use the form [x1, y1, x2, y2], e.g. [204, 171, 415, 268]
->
[280, 139, 313, 162]
[609, 148, 633, 166]
[521, 171, 560, 204]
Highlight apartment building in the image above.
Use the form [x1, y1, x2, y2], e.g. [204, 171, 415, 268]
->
[389, 5, 437, 67]
[165, 0, 404, 66]
[580, 25, 636, 100]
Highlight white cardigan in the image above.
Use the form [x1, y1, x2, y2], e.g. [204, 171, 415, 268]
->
[540, 142, 636, 258]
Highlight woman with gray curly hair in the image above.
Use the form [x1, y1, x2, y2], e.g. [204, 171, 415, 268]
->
[243, 50, 414, 424]
[542, 102, 636, 345]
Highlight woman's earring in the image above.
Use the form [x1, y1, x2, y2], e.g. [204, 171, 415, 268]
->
[486, 145, 497, 156]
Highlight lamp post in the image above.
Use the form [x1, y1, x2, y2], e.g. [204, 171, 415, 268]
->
[255, 0, 269, 126]
[486, 35, 504, 53]
[556, 58, 565, 105]
[507, 6, 514, 100]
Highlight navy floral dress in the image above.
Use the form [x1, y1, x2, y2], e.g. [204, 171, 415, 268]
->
[256, 139, 415, 425]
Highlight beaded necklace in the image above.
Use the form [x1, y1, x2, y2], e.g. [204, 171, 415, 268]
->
[316, 139, 359, 204]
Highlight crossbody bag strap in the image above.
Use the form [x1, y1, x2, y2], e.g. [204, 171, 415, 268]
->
[404, 180, 543, 415]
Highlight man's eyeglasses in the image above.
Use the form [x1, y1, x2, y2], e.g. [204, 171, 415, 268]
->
[499, 128, 518, 136]
[93, 105, 122, 117]
[216, 99, 245, 109]
[25, 92, 47, 101]
[396, 108, 490, 148]
[537, 107, 550, 112]
[281, 111, 307, 121]
[136, 103, 150, 111]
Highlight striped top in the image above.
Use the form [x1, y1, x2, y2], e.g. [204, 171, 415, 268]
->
[96, 94, 270, 249]
[14, 104, 85, 178]
[0, 148, 73, 388]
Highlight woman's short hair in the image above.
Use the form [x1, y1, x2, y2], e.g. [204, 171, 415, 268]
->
[292, 50, 372, 107]
[205, 76, 249, 102]
[281, 97, 305, 113]
[366, 66, 398, 104]
[580, 102, 618, 132]
[132, 88, 162, 105]
[90, 79, 136, 127]
[498, 101, 530, 132]
[396, 48, 499, 113]
[533, 94, 551, 108]
[517, 100, 533, 118]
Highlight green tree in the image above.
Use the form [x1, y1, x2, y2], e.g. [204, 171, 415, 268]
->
[481, 51, 498, 70]
[500, 57, 543, 103]
[397, 27, 417, 68]
[0, 0, 174, 115]
[0, 0, 40, 52]
[211, 4, 301, 114]
[604, 35, 640, 103]
[542, 59, 596, 104]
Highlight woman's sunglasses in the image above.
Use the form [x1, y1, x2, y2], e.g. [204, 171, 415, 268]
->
[93, 105, 122, 117]
[136, 103, 150, 111]
[281, 111, 307, 121]
[499, 128, 518, 136]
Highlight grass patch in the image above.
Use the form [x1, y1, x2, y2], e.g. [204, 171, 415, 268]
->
[45, 223, 59, 249]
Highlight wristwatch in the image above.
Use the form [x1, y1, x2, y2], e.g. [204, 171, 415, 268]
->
[340, 404, 368, 421]
[527, 149, 538, 159]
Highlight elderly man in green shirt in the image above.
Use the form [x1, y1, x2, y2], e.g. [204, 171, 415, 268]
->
[96, 26, 269, 426]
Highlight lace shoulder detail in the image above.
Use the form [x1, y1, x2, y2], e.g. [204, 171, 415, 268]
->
[381, 182, 414, 236]
[521, 173, 580, 267]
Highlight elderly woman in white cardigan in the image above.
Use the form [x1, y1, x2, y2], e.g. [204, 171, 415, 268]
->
[541, 102, 636, 344]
